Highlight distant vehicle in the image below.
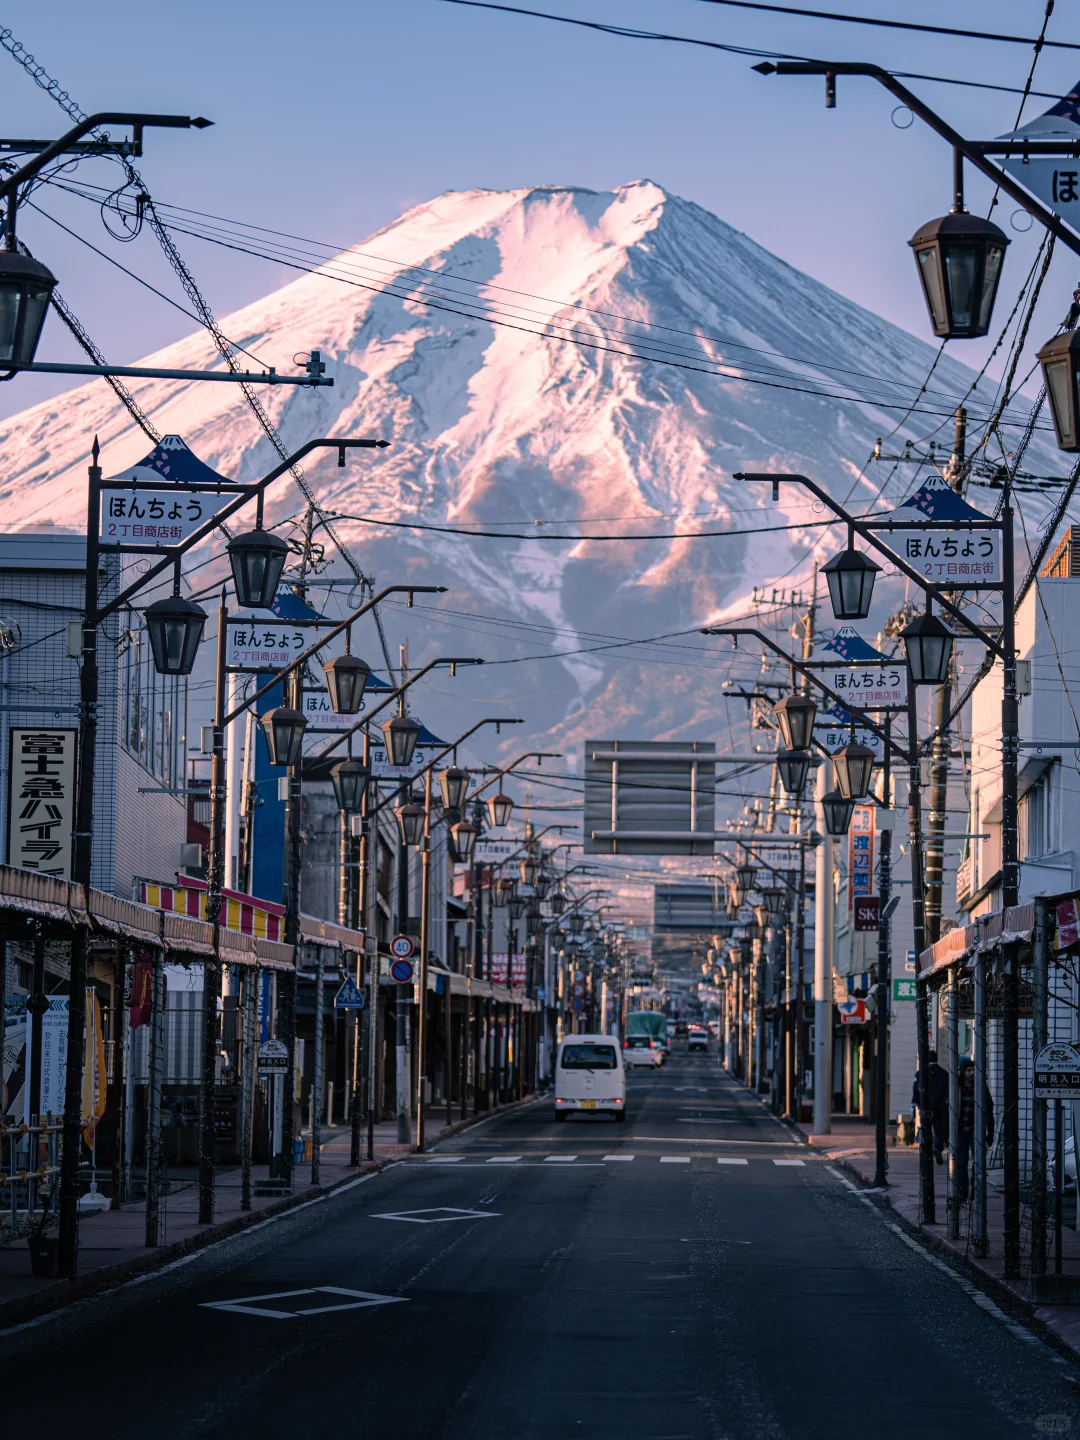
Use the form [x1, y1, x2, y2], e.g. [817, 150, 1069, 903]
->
[687, 1027, 709, 1054]
[554, 1035, 626, 1121]
[623, 1035, 663, 1068]
[627, 1011, 669, 1053]
[666, 1020, 677, 1039]
[675, 1021, 689, 1037]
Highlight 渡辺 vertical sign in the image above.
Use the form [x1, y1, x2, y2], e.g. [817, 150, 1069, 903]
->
[848, 804, 876, 913]
[6, 729, 77, 878]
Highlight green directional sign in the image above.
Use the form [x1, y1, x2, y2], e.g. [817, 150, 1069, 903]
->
[893, 978, 917, 1001]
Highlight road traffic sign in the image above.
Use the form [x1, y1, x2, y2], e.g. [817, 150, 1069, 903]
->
[390, 935, 416, 959]
[390, 957, 415, 984]
[333, 976, 366, 1009]
[837, 998, 868, 1025]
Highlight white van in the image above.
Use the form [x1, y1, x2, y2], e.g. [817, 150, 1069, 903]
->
[554, 1034, 626, 1122]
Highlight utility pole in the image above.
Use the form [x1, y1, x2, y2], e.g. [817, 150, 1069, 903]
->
[813, 760, 834, 1135]
[873, 715, 893, 1188]
[793, 568, 816, 1121]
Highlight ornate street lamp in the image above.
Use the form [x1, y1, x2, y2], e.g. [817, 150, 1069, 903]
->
[908, 211, 1008, 339]
[550, 890, 566, 915]
[822, 538, 880, 621]
[260, 706, 307, 768]
[569, 912, 585, 935]
[395, 801, 425, 848]
[323, 651, 370, 715]
[776, 749, 811, 797]
[901, 611, 954, 685]
[487, 791, 513, 827]
[733, 862, 757, 907]
[450, 819, 477, 860]
[144, 593, 206, 677]
[491, 876, 513, 909]
[331, 759, 369, 812]
[1038, 328, 1080, 451]
[508, 893, 528, 920]
[773, 692, 817, 752]
[519, 854, 538, 886]
[0, 251, 57, 367]
[833, 740, 875, 801]
[381, 713, 422, 768]
[438, 765, 470, 812]
[226, 528, 289, 611]
[534, 870, 551, 900]
[525, 905, 542, 938]
[763, 885, 786, 916]
[821, 789, 856, 837]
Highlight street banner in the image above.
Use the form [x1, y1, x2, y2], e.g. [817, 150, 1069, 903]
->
[848, 805, 876, 912]
[6, 728, 77, 879]
[814, 629, 907, 710]
[20, 995, 68, 1124]
[870, 474, 1001, 585]
[490, 953, 526, 987]
[82, 990, 107, 1146]
[816, 704, 886, 758]
[226, 619, 309, 671]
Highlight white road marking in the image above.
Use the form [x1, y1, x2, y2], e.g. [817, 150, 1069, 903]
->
[543, 1155, 578, 1163]
[717, 1157, 749, 1165]
[676, 1118, 739, 1124]
[603, 1154, 635, 1161]
[371, 1207, 499, 1224]
[200, 1287, 407, 1320]
[661, 1157, 691, 1164]
[426, 1156, 465, 1164]
[773, 1159, 805, 1167]
[485, 1156, 522, 1164]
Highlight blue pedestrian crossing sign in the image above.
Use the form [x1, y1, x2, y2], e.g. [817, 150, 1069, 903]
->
[334, 976, 366, 1009]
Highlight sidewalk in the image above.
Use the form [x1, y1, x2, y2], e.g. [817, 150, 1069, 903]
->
[0, 1105, 494, 1330]
[796, 1111, 1080, 1358]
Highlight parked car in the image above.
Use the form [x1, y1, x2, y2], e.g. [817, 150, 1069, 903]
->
[554, 1035, 626, 1121]
[687, 1027, 709, 1054]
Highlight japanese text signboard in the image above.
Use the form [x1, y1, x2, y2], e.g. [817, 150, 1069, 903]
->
[816, 705, 885, 759]
[1001, 158, 1080, 243]
[871, 475, 1001, 585]
[1034, 1042, 1080, 1100]
[848, 805, 876, 913]
[814, 628, 907, 710]
[100, 488, 231, 547]
[226, 620, 308, 671]
[6, 728, 76, 879]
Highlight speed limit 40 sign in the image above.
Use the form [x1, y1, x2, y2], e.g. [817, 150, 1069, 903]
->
[390, 935, 416, 959]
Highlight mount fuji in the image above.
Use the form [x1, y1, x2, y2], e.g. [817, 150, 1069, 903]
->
[0, 179, 1057, 761]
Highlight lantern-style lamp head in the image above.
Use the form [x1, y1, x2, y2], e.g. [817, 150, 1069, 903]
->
[331, 759, 369, 812]
[776, 749, 811, 797]
[833, 741, 876, 801]
[395, 801, 425, 848]
[909, 211, 1009, 339]
[525, 906, 542, 938]
[534, 870, 551, 899]
[763, 885, 786, 916]
[438, 765, 470, 812]
[1038, 328, 1080, 451]
[550, 890, 566, 915]
[260, 706, 307, 768]
[0, 251, 57, 367]
[901, 611, 954, 685]
[519, 854, 538, 886]
[569, 912, 585, 935]
[508, 893, 528, 920]
[733, 862, 757, 907]
[381, 713, 422, 768]
[491, 876, 513, 909]
[323, 652, 370, 715]
[227, 528, 289, 611]
[773, 692, 817, 752]
[822, 543, 880, 621]
[821, 788, 856, 837]
[144, 593, 206, 677]
[450, 818, 477, 860]
[487, 791, 513, 828]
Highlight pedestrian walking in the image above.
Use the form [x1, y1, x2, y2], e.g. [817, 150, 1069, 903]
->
[956, 1057, 994, 1202]
[912, 1049, 949, 1165]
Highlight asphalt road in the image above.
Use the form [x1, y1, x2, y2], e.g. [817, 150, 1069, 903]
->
[5, 1046, 1078, 1439]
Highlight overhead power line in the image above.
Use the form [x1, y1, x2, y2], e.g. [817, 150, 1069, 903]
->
[433, 0, 1071, 98]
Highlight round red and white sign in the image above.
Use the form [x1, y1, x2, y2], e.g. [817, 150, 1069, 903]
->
[390, 935, 416, 959]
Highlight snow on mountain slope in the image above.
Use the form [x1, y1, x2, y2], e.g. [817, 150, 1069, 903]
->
[0, 180, 1057, 760]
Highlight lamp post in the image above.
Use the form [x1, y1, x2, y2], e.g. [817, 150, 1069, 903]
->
[57, 434, 387, 1279]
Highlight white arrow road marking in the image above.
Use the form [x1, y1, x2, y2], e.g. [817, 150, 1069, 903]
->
[200, 1287, 408, 1320]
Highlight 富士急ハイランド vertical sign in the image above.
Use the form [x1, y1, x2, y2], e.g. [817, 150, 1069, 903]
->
[6, 728, 77, 879]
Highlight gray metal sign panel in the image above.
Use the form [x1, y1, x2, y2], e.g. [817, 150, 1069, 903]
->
[583, 740, 715, 856]
[653, 884, 729, 932]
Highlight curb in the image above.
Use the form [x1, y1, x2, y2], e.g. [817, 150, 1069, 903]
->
[427, 1089, 549, 1146]
[0, 1160, 383, 1333]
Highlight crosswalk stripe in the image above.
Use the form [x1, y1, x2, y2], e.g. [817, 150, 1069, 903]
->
[660, 1156, 691, 1163]
[603, 1155, 635, 1161]
[486, 1156, 522, 1164]
[717, 1157, 749, 1165]
[544, 1155, 577, 1162]
[773, 1159, 805, 1167]
[427, 1156, 465, 1163]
